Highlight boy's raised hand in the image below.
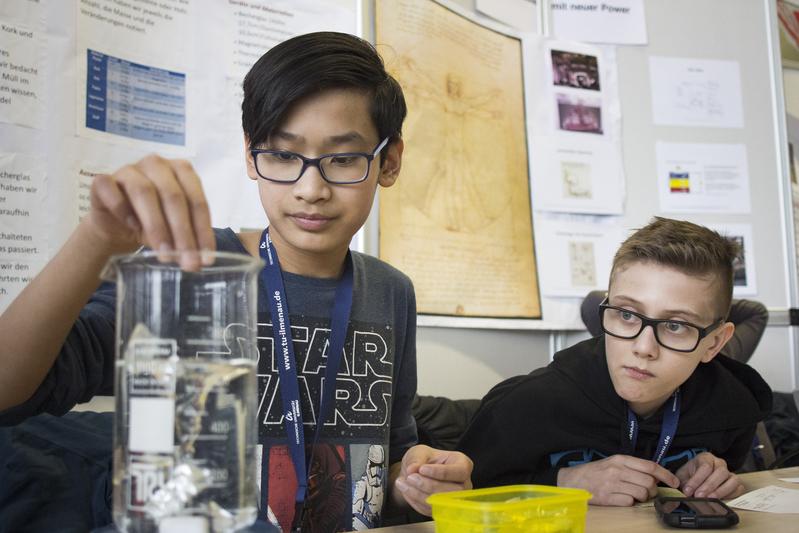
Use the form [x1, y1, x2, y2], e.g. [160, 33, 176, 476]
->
[557, 455, 680, 506]
[0, 154, 217, 412]
[675, 452, 744, 500]
[88, 155, 215, 269]
[391, 444, 473, 516]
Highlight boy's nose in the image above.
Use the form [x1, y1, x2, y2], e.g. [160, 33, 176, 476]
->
[293, 164, 331, 202]
[631, 325, 659, 359]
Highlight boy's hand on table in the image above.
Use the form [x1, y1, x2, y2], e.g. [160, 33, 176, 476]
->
[88, 155, 215, 269]
[676, 452, 744, 499]
[392, 444, 473, 516]
[557, 455, 680, 506]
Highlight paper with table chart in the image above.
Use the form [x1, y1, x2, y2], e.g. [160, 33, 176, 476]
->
[727, 485, 799, 514]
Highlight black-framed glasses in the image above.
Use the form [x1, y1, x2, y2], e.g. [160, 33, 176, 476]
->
[250, 137, 389, 184]
[598, 297, 724, 353]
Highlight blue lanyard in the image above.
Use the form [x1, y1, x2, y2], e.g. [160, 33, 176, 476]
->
[258, 228, 354, 528]
[626, 388, 681, 465]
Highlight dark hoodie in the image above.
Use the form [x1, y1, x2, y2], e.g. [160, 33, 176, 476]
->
[457, 336, 773, 488]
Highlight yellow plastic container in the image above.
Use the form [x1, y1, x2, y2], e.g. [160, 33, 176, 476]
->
[427, 485, 592, 533]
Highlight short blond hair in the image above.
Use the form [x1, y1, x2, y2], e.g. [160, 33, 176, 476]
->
[610, 217, 739, 318]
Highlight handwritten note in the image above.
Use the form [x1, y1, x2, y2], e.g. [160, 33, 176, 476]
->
[727, 486, 799, 514]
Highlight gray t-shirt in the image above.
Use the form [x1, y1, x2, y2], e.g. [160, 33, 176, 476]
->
[216, 229, 418, 531]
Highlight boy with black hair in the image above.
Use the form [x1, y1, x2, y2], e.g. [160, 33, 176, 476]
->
[458, 217, 772, 506]
[0, 31, 472, 531]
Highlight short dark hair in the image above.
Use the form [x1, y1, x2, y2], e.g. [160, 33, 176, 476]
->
[242, 31, 407, 151]
[610, 217, 740, 318]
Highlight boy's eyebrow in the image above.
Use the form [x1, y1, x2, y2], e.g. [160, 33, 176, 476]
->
[269, 130, 368, 146]
[661, 308, 705, 323]
[610, 295, 704, 322]
[271, 130, 299, 142]
[327, 131, 367, 145]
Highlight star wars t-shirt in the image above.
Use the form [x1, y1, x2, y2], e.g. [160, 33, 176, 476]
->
[217, 229, 418, 532]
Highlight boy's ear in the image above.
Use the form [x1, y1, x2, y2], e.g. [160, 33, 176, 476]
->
[700, 321, 736, 363]
[378, 139, 403, 188]
[244, 134, 258, 181]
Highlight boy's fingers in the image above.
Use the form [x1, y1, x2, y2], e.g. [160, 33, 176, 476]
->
[172, 159, 215, 254]
[694, 467, 732, 498]
[138, 156, 201, 268]
[710, 476, 746, 499]
[708, 475, 742, 500]
[619, 469, 660, 495]
[394, 478, 432, 516]
[91, 174, 135, 225]
[115, 166, 173, 254]
[417, 463, 471, 484]
[623, 457, 679, 488]
[402, 461, 422, 476]
[682, 461, 713, 496]
[617, 480, 651, 503]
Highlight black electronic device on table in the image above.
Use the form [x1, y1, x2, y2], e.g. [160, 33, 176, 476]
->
[654, 496, 740, 529]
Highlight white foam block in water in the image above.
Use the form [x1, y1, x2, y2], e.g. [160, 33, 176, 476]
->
[129, 397, 175, 453]
[158, 516, 209, 533]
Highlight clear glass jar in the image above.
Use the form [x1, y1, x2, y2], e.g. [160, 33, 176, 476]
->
[103, 251, 263, 532]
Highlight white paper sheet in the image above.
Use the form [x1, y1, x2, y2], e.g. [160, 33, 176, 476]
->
[706, 223, 757, 296]
[476, 0, 538, 33]
[0, 19, 44, 128]
[223, 0, 358, 106]
[528, 39, 625, 214]
[0, 1, 44, 25]
[649, 56, 744, 129]
[550, 0, 647, 45]
[779, 477, 799, 483]
[534, 213, 624, 297]
[728, 485, 799, 514]
[0, 152, 47, 312]
[75, 0, 193, 150]
[656, 142, 751, 214]
[531, 135, 624, 214]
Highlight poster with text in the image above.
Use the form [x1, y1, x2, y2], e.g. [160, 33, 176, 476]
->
[550, 0, 647, 45]
[656, 142, 751, 214]
[0, 153, 47, 312]
[0, 19, 43, 129]
[75, 0, 194, 151]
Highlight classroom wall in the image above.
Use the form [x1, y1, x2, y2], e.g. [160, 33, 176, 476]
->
[411, 0, 799, 399]
[415, 326, 555, 399]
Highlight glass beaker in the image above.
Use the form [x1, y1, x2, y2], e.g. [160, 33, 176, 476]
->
[103, 250, 263, 533]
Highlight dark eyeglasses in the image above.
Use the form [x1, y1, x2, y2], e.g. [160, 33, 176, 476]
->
[250, 137, 389, 184]
[598, 297, 724, 353]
